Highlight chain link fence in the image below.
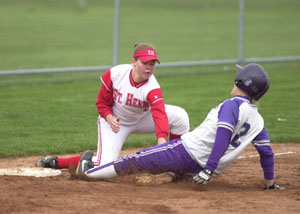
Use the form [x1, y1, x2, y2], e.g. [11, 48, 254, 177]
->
[0, 0, 299, 75]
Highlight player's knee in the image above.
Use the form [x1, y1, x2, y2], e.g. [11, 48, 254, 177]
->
[170, 107, 190, 132]
[178, 107, 189, 124]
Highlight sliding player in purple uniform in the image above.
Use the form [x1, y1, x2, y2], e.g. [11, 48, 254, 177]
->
[76, 63, 284, 190]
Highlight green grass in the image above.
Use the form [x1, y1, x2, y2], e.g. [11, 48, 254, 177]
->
[0, 62, 300, 157]
[0, 0, 300, 157]
[0, 0, 300, 70]
[0, 72, 100, 157]
[157, 62, 300, 142]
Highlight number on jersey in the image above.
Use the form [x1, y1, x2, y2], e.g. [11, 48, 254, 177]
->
[230, 123, 250, 148]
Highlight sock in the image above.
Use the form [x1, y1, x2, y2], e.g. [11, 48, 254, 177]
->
[169, 133, 181, 140]
[57, 156, 81, 169]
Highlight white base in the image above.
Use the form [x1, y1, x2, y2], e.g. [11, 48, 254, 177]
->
[0, 167, 62, 177]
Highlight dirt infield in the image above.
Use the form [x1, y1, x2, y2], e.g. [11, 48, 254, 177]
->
[1, 143, 300, 214]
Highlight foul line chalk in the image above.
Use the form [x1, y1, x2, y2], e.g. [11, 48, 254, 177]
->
[238, 151, 297, 159]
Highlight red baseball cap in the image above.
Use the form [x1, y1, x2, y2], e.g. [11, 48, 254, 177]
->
[133, 48, 160, 64]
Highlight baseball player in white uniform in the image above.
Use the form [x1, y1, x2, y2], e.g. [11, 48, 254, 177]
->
[76, 63, 284, 190]
[37, 43, 190, 169]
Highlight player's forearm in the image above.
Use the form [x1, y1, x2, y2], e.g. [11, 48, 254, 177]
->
[97, 106, 113, 119]
[96, 74, 114, 118]
[150, 101, 169, 141]
[255, 145, 274, 180]
[96, 92, 113, 118]
[205, 127, 232, 172]
[260, 157, 274, 180]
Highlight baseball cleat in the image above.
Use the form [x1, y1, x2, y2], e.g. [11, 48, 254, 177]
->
[76, 150, 94, 175]
[37, 156, 58, 169]
[264, 182, 285, 190]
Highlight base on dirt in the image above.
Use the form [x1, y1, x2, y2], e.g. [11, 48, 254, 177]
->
[0, 167, 62, 177]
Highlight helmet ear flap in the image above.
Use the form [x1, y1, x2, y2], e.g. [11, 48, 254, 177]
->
[235, 79, 242, 85]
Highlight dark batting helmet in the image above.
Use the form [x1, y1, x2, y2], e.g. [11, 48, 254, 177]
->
[235, 63, 269, 100]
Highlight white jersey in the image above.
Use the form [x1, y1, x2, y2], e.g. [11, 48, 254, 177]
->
[93, 64, 189, 167]
[102, 64, 161, 126]
[182, 96, 264, 174]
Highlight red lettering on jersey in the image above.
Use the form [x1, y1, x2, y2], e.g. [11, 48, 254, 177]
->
[138, 100, 143, 108]
[125, 93, 149, 110]
[113, 88, 123, 104]
[133, 98, 139, 107]
[126, 93, 134, 106]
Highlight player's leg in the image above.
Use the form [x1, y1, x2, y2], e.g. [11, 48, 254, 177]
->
[37, 154, 81, 169]
[92, 116, 132, 167]
[58, 117, 131, 168]
[38, 155, 80, 169]
[81, 139, 202, 179]
[132, 104, 189, 140]
[165, 104, 190, 139]
[37, 117, 131, 169]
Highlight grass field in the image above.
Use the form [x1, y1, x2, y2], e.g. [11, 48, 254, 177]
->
[0, 0, 300, 70]
[0, 0, 300, 157]
[1, 62, 300, 157]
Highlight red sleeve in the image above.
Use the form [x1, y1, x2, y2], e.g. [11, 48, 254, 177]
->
[95, 69, 114, 118]
[147, 88, 169, 140]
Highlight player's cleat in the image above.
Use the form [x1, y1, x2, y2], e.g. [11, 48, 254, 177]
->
[264, 182, 285, 190]
[37, 156, 58, 169]
[76, 150, 94, 175]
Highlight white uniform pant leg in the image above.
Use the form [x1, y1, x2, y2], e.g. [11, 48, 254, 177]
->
[131, 111, 156, 134]
[92, 117, 132, 167]
[131, 104, 190, 136]
[86, 162, 118, 179]
[165, 104, 190, 135]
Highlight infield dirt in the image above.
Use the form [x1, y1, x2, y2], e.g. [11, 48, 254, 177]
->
[0, 143, 300, 214]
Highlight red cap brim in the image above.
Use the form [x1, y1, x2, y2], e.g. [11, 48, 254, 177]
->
[138, 56, 160, 64]
[133, 48, 160, 64]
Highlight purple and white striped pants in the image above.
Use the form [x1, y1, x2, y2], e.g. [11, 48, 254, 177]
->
[114, 139, 202, 176]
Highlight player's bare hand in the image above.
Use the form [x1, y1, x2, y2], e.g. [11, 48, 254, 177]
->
[111, 117, 120, 133]
[106, 115, 120, 133]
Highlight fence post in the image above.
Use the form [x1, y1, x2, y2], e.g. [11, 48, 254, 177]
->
[78, 0, 86, 9]
[238, 0, 245, 65]
[113, 0, 120, 66]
